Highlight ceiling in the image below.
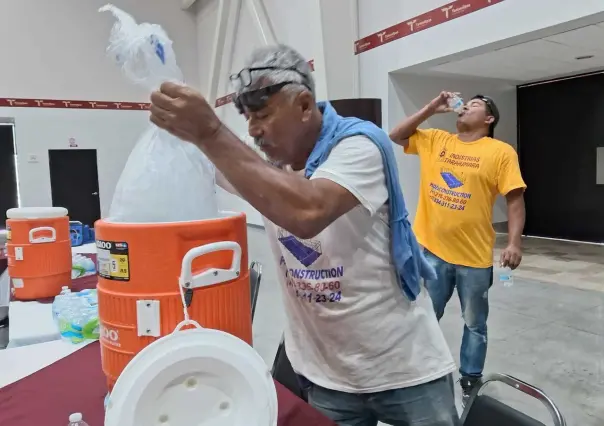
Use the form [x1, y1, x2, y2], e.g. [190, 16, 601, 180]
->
[424, 23, 604, 83]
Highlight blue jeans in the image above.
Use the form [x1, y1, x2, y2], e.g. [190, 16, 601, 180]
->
[300, 375, 460, 426]
[423, 250, 492, 379]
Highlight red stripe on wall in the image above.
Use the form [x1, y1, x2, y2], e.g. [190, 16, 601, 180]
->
[0, 98, 150, 110]
[215, 59, 316, 108]
[354, 0, 505, 55]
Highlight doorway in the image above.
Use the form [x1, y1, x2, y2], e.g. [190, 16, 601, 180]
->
[518, 72, 604, 242]
[48, 149, 101, 226]
[0, 123, 19, 223]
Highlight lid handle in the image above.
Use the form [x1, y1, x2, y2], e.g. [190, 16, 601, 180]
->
[29, 226, 56, 244]
[179, 241, 242, 290]
[176, 241, 242, 329]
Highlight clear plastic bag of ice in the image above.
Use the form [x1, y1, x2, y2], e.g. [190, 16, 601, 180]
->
[100, 4, 218, 223]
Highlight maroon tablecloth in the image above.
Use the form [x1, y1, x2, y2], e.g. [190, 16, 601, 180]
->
[9, 254, 98, 303]
[0, 341, 335, 426]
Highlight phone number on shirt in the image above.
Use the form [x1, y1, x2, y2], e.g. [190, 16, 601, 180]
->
[294, 290, 342, 304]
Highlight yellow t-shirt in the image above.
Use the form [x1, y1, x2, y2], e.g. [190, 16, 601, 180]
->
[405, 129, 526, 268]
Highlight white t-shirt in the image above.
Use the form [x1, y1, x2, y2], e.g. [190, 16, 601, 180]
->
[263, 136, 456, 393]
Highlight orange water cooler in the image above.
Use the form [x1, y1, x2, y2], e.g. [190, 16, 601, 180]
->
[95, 212, 253, 389]
[5, 207, 72, 300]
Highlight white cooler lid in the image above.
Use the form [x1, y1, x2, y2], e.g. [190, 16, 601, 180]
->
[105, 327, 278, 426]
[6, 207, 68, 219]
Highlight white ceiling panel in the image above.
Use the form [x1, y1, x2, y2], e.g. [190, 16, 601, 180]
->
[424, 23, 604, 83]
[496, 39, 590, 63]
[544, 25, 604, 53]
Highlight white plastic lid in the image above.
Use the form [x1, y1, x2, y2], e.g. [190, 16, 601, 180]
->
[104, 327, 278, 426]
[7, 207, 68, 219]
[69, 413, 83, 422]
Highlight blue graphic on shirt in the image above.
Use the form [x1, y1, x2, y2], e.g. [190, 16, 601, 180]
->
[277, 229, 322, 267]
[440, 171, 464, 189]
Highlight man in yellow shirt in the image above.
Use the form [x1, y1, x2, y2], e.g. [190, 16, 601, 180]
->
[389, 92, 526, 404]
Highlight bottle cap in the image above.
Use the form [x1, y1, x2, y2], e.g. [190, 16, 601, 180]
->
[69, 413, 82, 422]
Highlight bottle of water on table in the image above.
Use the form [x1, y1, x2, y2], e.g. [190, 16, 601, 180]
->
[68, 412, 90, 426]
[58, 297, 99, 343]
[52, 287, 73, 324]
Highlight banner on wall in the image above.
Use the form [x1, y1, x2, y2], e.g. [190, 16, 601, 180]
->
[354, 0, 505, 55]
[215, 59, 316, 108]
[0, 97, 150, 110]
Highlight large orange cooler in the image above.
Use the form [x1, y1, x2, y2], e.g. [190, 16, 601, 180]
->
[96, 211, 253, 389]
[5, 207, 72, 300]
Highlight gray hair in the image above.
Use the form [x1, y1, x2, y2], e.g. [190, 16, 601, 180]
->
[233, 44, 315, 98]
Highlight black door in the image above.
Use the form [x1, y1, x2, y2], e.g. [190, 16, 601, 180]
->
[330, 98, 382, 127]
[49, 149, 101, 226]
[518, 73, 604, 242]
[0, 124, 18, 223]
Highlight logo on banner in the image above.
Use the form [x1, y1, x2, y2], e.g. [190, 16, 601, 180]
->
[447, 3, 472, 17]
[441, 5, 454, 18]
[407, 18, 432, 32]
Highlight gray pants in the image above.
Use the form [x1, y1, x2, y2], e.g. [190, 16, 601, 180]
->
[302, 374, 460, 426]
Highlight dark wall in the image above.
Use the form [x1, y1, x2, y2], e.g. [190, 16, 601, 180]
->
[0, 125, 18, 223]
[330, 98, 382, 127]
[518, 73, 604, 242]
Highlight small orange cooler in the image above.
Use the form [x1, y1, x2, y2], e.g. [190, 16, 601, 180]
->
[96, 211, 252, 389]
[5, 207, 72, 300]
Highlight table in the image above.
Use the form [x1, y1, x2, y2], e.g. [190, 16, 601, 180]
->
[0, 340, 335, 426]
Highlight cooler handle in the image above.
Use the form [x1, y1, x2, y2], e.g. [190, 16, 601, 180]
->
[179, 241, 242, 290]
[29, 227, 56, 244]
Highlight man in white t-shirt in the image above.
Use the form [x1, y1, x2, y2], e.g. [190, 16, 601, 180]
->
[149, 44, 459, 426]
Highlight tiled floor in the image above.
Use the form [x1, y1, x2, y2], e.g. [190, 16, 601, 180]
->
[494, 234, 604, 292]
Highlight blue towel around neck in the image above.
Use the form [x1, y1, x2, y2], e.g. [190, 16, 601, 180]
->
[304, 101, 436, 301]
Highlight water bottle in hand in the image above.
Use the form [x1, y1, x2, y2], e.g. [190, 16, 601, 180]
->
[68, 412, 90, 426]
[447, 94, 464, 113]
[497, 264, 514, 287]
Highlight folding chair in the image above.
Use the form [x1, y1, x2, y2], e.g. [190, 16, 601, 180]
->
[461, 373, 566, 426]
[249, 261, 262, 320]
[271, 336, 306, 401]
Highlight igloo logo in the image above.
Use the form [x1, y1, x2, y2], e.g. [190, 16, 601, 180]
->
[100, 325, 121, 347]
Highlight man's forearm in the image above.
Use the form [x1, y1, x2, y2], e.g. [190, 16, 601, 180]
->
[389, 104, 435, 144]
[506, 191, 525, 247]
[215, 170, 239, 196]
[196, 126, 319, 234]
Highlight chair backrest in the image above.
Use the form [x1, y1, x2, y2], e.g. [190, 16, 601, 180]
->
[464, 395, 546, 426]
[462, 374, 566, 426]
[271, 337, 306, 401]
[249, 261, 262, 320]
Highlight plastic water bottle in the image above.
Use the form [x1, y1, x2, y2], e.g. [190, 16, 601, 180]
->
[52, 290, 75, 324]
[76, 289, 98, 306]
[58, 296, 100, 343]
[68, 412, 90, 426]
[72, 254, 96, 279]
[448, 95, 464, 113]
[496, 265, 514, 287]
